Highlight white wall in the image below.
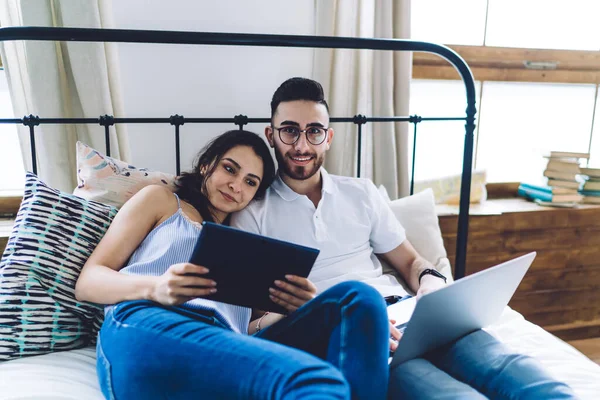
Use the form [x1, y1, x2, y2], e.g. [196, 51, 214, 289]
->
[112, 0, 315, 174]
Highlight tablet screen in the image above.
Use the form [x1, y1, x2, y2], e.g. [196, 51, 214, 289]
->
[189, 222, 320, 313]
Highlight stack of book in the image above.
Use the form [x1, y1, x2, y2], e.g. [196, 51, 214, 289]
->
[518, 151, 588, 206]
[579, 167, 600, 204]
[542, 151, 588, 190]
[517, 183, 582, 205]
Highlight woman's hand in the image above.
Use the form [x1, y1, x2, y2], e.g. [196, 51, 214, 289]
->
[150, 263, 217, 306]
[248, 311, 286, 334]
[268, 275, 317, 314]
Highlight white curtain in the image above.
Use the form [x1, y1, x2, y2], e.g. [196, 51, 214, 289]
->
[313, 0, 412, 199]
[0, 0, 129, 192]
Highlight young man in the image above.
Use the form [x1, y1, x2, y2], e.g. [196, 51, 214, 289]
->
[231, 77, 575, 399]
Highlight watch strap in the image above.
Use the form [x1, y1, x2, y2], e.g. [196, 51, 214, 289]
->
[418, 268, 447, 284]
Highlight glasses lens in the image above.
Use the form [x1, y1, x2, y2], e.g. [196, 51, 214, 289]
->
[307, 128, 326, 145]
[279, 127, 300, 144]
[277, 126, 327, 145]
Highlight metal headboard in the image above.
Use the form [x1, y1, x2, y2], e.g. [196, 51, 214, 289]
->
[0, 27, 477, 279]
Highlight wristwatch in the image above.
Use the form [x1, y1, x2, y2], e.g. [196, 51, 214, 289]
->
[418, 268, 447, 284]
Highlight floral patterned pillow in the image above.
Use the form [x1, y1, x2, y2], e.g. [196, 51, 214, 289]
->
[73, 141, 177, 208]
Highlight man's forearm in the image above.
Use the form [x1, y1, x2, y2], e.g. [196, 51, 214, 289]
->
[382, 241, 441, 294]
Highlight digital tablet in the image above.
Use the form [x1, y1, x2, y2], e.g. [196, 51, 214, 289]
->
[189, 221, 320, 314]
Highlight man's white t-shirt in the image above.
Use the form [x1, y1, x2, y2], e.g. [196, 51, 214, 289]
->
[230, 168, 410, 297]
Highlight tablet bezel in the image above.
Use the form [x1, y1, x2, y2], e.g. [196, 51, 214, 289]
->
[189, 222, 320, 314]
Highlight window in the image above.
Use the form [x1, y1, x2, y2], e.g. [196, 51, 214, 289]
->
[0, 68, 25, 192]
[409, 80, 481, 182]
[476, 82, 595, 182]
[485, 0, 600, 51]
[411, 0, 600, 182]
[411, 0, 486, 46]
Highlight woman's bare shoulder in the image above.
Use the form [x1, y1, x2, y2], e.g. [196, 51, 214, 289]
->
[124, 185, 178, 215]
[138, 184, 174, 196]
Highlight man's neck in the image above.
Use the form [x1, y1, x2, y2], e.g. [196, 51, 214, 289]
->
[280, 170, 323, 207]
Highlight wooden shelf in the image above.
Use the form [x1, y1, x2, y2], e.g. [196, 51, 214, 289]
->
[568, 336, 600, 365]
[437, 197, 600, 217]
[439, 198, 600, 341]
[549, 320, 600, 343]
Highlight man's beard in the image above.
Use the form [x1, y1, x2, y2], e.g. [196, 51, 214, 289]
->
[275, 149, 324, 181]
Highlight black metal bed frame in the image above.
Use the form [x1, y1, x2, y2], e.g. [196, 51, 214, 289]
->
[0, 27, 476, 279]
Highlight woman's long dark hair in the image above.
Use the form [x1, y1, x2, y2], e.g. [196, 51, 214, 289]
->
[175, 130, 275, 223]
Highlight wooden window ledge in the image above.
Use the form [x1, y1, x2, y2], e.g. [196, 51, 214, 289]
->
[436, 197, 600, 217]
[0, 218, 14, 255]
[0, 194, 22, 217]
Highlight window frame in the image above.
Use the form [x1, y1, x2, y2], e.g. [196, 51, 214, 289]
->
[0, 195, 21, 215]
[413, 44, 600, 183]
[413, 44, 600, 85]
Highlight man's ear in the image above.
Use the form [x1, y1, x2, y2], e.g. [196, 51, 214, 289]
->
[265, 125, 274, 147]
[326, 128, 334, 150]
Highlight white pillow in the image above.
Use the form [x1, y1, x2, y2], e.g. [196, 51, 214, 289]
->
[377, 184, 392, 203]
[379, 188, 454, 293]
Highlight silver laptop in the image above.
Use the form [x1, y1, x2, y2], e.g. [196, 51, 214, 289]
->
[389, 252, 536, 367]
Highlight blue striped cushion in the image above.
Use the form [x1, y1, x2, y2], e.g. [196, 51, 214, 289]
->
[0, 172, 117, 361]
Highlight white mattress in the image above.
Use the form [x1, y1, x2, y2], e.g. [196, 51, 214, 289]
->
[486, 308, 600, 399]
[1, 308, 599, 400]
[0, 346, 103, 400]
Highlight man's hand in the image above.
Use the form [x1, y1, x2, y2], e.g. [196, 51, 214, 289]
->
[389, 319, 402, 352]
[269, 275, 317, 313]
[416, 274, 446, 299]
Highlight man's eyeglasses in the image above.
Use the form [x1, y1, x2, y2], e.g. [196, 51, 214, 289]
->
[272, 125, 329, 146]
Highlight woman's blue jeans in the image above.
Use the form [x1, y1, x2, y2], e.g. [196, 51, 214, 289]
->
[96, 281, 390, 400]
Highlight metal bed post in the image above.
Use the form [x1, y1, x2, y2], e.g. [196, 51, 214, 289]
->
[233, 114, 248, 131]
[22, 114, 40, 175]
[169, 114, 185, 176]
[99, 114, 114, 157]
[409, 115, 422, 196]
[0, 27, 477, 279]
[457, 97, 477, 279]
[352, 114, 367, 178]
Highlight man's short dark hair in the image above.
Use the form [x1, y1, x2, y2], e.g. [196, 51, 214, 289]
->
[270, 77, 329, 121]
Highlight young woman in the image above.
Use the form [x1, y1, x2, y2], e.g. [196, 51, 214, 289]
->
[75, 130, 391, 400]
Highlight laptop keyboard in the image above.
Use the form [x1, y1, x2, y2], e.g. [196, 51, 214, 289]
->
[395, 322, 407, 333]
[389, 322, 407, 360]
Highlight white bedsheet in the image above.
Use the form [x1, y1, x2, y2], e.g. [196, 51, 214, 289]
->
[1, 307, 599, 399]
[486, 308, 600, 399]
[0, 346, 102, 400]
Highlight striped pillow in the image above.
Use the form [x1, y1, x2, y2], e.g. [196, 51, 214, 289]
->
[0, 172, 117, 361]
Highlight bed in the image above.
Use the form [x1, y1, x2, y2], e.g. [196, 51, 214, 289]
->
[2, 308, 600, 400]
[0, 26, 599, 399]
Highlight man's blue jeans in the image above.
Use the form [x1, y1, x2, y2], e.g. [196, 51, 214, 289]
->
[389, 328, 576, 399]
[96, 281, 390, 400]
